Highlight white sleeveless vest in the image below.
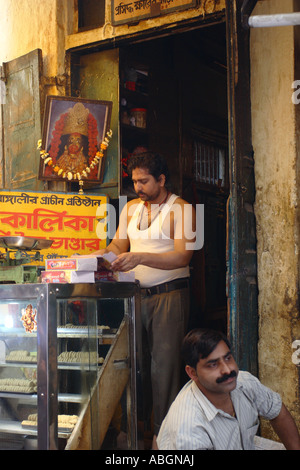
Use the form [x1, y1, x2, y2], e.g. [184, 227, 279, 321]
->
[127, 194, 190, 287]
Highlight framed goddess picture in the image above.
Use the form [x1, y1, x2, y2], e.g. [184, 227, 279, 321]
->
[39, 96, 113, 188]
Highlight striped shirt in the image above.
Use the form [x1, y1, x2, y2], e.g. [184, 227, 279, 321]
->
[156, 371, 282, 450]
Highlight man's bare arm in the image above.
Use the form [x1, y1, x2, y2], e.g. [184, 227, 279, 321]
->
[93, 200, 137, 256]
[93, 226, 130, 256]
[270, 403, 300, 450]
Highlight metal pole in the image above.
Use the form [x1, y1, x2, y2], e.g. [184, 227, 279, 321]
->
[249, 12, 300, 28]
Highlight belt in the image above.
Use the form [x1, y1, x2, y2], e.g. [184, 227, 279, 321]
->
[140, 278, 189, 296]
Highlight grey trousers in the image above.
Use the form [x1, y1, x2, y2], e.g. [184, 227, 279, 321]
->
[137, 286, 190, 435]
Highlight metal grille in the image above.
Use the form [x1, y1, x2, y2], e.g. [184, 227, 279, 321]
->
[194, 139, 226, 187]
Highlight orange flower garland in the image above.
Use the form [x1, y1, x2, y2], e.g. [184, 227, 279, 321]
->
[48, 112, 68, 160]
[38, 128, 113, 194]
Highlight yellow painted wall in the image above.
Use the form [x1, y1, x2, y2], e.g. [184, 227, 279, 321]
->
[0, 0, 73, 79]
[0, 0, 225, 79]
[250, 0, 300, 439]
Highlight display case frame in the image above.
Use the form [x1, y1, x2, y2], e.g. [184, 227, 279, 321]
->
[0, 281, 139, 450]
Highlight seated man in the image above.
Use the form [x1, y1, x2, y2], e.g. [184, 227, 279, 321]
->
[156, 328, 300, 450]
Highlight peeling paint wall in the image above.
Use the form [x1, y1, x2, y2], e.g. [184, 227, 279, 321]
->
[0, 0, 74, 79]
[250, 0, 300, 439]
[0, 0, 225, 76]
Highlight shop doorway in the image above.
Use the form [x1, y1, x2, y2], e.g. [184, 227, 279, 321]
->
[69, 16, 259, 447]
[119, 22, 228, 334]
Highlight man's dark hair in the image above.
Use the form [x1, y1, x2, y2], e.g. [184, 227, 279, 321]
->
[181, 329, 231, 369]
[127, 151, 169, 184]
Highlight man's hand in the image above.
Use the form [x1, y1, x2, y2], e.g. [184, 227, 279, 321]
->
[111, 252, 141, 272]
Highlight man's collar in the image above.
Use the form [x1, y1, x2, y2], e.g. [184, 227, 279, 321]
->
[190, 377, 243, 422]
[191, 381, 219, 421]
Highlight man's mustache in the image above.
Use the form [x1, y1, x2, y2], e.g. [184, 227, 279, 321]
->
[216, 370, 237, 384]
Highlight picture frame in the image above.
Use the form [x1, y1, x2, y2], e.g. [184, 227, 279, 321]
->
[39, 96, 113, 184]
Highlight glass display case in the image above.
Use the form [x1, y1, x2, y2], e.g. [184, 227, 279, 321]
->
[0, 282, 138, 450]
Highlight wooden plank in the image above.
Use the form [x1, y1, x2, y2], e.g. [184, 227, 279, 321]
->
[225, 0, 258, 375]
[65, 320, 130, 450]
[97, 320, 129, 447]
[111, 0, 197, 26]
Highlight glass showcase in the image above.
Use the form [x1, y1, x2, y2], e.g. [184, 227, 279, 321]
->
[0, 282, 138, 450]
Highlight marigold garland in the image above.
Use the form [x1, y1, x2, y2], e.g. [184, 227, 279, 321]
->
[38, 129, 113, 194]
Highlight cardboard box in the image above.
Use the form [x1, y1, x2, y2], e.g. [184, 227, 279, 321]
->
[41, 270, 95, 284]
[45, 252, 118, 272]
[45, 258, 97, 272]
[113, 271, 135, 282]
[94, 270, 135, 282]
[43, 252, 135, 284]
[41, 268, 135, 284]
[94, 271, 115, 282]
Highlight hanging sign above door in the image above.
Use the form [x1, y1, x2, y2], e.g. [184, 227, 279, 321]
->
[112, 0, 196, 25]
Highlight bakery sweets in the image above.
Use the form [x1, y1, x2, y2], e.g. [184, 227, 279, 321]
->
[0, 378, 37, 393]
[22, 413, 78, 430]
[6, 350, 36, 362]
[58, 351, 104, 363]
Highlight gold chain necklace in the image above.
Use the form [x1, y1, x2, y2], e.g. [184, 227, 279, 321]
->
[144, 190, 170, 213]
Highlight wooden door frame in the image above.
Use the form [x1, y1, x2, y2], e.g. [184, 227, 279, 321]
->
[226, 0, 258, 374]
[66, 2, 260, 373]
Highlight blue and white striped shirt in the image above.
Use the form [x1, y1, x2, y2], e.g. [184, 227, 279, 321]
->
[156, 371, 282, 450]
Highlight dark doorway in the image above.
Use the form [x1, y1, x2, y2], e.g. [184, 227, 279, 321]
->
[119, 22, 228, 333]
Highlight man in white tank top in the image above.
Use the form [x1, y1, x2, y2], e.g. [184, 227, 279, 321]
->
[94, 152, 196, 447]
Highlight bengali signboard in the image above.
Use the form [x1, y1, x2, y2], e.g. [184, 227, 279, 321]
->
[0, 191, 108, 264]
[112, 0, 196, 25]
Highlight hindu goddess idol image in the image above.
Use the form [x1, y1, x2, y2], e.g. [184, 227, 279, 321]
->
[45, 102, 99, 179]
